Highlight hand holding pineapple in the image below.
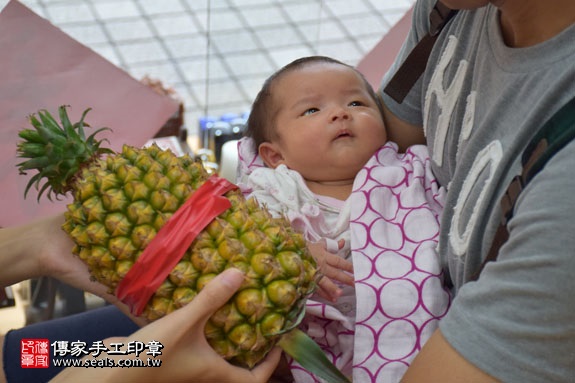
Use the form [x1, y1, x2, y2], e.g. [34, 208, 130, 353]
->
[51, 268, 284, 383]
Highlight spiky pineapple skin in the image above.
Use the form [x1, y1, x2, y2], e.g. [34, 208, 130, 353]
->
[61, 144, 316, 368]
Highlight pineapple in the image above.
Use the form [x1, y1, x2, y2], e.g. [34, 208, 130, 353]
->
[17, 106, 350, 383]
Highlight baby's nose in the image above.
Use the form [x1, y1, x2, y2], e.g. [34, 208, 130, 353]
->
[331, 107, 350, 121]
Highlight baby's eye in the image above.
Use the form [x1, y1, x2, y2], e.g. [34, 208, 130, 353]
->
[349, 100, 364, 107]
[303, 108, 319, 116]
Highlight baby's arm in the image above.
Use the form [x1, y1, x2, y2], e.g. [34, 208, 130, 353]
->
[307, 239, 354, 302]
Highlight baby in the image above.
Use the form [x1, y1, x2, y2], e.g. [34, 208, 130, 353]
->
[237, 56, 450, 383]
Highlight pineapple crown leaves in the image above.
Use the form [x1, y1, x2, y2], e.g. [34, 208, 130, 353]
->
[16, 105, 113, 201]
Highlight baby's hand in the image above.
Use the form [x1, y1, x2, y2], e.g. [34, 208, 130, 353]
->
[308, 239, 354, 303]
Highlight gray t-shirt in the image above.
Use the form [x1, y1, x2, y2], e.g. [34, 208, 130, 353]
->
[380, 1, 575, 381]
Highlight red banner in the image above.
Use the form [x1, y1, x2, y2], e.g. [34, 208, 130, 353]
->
[116, 176, 237, 316]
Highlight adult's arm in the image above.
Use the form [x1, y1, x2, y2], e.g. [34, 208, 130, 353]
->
[402, 330, 499, 382]
[0, 214, 140, 321]
[381, 103, 426, 152]
[0, 214, 77, 287]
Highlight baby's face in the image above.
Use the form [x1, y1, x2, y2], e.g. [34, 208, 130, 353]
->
[268, 62, 387, 183]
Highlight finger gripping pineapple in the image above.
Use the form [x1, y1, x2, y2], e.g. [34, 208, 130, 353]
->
[16, 106, 331, 370]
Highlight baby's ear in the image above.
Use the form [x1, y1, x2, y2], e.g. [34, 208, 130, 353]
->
[258, 142, 284, 168]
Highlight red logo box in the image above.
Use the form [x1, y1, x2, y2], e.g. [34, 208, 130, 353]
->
[21, 339, 50, 368]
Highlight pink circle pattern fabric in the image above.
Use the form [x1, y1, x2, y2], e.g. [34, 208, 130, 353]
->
[348, 143, 451, 383]
[237, 139, 451, 382]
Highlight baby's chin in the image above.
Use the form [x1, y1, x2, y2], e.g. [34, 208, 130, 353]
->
[298, 157, 371, 183]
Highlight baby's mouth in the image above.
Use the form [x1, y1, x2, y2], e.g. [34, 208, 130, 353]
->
[335, 130, 352, 139]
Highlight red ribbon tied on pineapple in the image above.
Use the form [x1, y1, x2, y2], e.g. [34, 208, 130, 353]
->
[116, 175, 238, 316]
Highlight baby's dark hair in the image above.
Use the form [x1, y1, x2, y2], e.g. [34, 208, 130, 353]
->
[244, 56, 384, 152]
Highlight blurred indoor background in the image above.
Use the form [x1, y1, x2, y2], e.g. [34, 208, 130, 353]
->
[0, 0, 414, 149]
